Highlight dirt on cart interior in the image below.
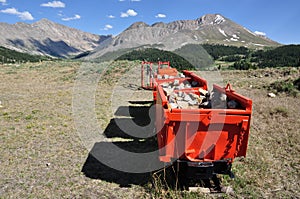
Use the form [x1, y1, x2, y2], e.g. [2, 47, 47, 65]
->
[0, 60, 299, 198]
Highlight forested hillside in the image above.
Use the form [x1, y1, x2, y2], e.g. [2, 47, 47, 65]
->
[116, 48, 195, 70]
[0, 46, 52, 64]
[251, 45, 300, 68]
[201, 44, 300, 70]
[201, 44, 249, 59]
[115, 44, 300, 71]
[2, 43, 299, 71]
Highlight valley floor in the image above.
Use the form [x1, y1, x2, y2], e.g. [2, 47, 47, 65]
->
[0, 61, 299, 198]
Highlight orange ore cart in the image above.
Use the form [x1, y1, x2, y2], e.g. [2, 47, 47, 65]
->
[155, 82, 252, 179]
[142, 62, 252, 179]
[141, 61, 252, 180]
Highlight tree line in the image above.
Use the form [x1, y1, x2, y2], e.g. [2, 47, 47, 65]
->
[2, 43, 299, 70]
[116, 48, 195, 71]
[116, 44, 300, 70]
[201, 44, 248, 60]
[251, 45, 300, 68]
[0, 46, 51, 64]
[201, 44, 300, 70]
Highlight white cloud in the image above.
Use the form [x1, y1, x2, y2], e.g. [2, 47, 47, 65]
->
[127, 9, 137, 16]
[120, 12, 128, 18]
[107, 15, 115, 19]
[254, 31, 266, 36]
[0, 7, 34, 20]
[41, 1, 65, 8]
[121, 9, 137, 17]
[62, 14, 81, 21]
[103, 24, 113, 30]
[119, 0, 125, 1]
[131, 0, 141, 1]
[155, 13, 166, 18]
[0, 0, 7, 5]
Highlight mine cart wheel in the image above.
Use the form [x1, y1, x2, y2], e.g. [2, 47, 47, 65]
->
[211, 174, 222, 192]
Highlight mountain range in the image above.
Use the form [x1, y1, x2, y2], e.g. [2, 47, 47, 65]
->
[0, 18, 111, 58]
[0, 14, 280, 59]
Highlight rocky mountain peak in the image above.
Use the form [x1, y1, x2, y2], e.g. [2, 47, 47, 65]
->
[33, 18, 72, 31]
[166, 19, 199, 31]
[151, 22, 166, 28]
[86, 13, 280, 61]
[126, 22, 149, 31]
[197, 14, 226, 25]
[0, 14, 280, 59]
[0, 19, 111, 58]
[34, 18, 54, 24]
[32, 18, 60, 28]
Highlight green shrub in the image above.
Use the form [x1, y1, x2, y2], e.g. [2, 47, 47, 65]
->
[269, 78, 299, 97]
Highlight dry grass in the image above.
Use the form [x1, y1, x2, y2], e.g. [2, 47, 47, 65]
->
[219, 68, 300, 198]
[0, 61, 299, 198]
[0, 61, 147, 198]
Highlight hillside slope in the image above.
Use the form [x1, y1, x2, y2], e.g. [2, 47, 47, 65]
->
[0, 19, 111, 58]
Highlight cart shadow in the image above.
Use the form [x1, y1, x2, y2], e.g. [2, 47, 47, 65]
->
[81, 101, 163, 187]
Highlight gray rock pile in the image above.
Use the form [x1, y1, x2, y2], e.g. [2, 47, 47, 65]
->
[160, 78, 203, 95]
[168, 89, 209, 109]
[161, 80, 192, 96]
[160, 80, 239, 110]
[211, 90, 227, 109]
[157, 72, 186, 80]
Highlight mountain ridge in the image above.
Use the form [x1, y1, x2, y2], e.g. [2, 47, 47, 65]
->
[85, 13, 280, 61]
[0, 19, 111, 58]
[0, 14, 280, 59]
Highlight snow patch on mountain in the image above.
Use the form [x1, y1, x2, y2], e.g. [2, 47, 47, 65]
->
[215, 14, 225, 24]
[232, 34, 239, 39]
[218, 28, 227, 37]
[181, 42, 188, 46]
[254, 31, 266, 37]
[243, 27, 256, 36]
[253, 43, 265, 46]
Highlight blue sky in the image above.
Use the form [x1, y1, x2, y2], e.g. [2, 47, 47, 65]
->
[0, 0, 299, 44]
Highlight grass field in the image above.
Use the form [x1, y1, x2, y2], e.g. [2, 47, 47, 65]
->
[0, 61, 299, 198]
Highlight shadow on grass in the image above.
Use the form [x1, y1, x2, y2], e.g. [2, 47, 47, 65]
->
[81, 100, 223, 195]
[81, 101, 162, 187]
